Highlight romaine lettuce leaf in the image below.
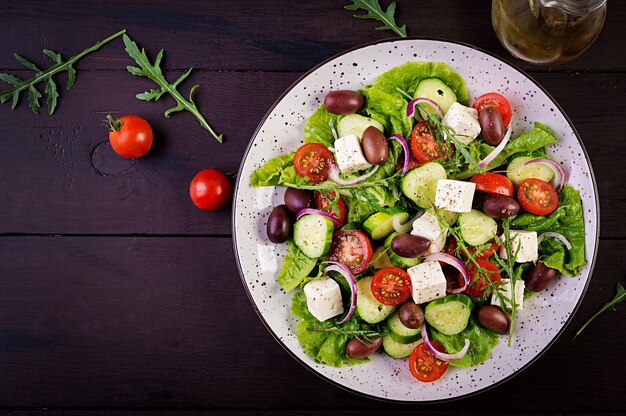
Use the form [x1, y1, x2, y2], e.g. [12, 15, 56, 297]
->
[430, 316, 500, 368]
[277, 239, 318, 292]
[304, 105, 341, 147]
[511, 185, 586, 276]
[291, 290, 367, 367]
[362, 86, 413, 138]
[250, 153, 295, 186]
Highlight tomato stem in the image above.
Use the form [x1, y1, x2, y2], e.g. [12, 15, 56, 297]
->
[107, 115, 122, 132]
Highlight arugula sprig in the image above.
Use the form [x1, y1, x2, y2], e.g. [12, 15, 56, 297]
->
[307, 327, 387, 344]
[575, 283, 626, 338]
[345, 0, 407, 38]
[122, 34, 223, 143]
[0, 29, 126, 115]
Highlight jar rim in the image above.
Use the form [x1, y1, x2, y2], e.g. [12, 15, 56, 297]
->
[539, 0, 607, 15]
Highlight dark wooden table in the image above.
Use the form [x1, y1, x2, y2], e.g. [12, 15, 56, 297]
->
[1, 1, 624, 414]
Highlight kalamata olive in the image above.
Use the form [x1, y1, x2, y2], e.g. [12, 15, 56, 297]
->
[346, 337, 383, 359]
[266, 204, 292, 244]
[323, 90, 364, 115]
[284, 187, 313, 214]
[477, 304, 511, 335]
[361, 126, 389, 165]
[398, 301, 424, 329]
[525, 262, 558, 292]
[479, 106, 505, 146]
[482, 194, 520, 218]
[391, 234, 431, 258]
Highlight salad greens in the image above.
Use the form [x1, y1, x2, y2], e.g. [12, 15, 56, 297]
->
[251, 60, 587, 374]
[344, 0, 407, 38]
[0, 29, 126, 115]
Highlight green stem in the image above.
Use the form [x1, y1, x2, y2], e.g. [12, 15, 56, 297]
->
[106, 114, 122, 131]
[166, 85, 223, 142]
[0, 29, 126, 101]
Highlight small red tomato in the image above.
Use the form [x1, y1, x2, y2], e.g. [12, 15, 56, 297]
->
[108, 115, 153, 158]
[189, 169, 233, 211]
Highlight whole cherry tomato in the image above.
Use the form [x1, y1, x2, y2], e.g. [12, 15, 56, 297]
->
[189, 169, 233, 211]
[108, 115, 153, 158]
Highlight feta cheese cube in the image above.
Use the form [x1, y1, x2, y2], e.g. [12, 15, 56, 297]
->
[303, 277, 344, 322]
[499, 230, 538, 263]
[410, 211, 447, 254]
[491, 278, 525, 310]
[441, 102, 481, 145]
[333, 134, 372, 174]
[434, 179, 476, 213]
[407, 261, 448, 304]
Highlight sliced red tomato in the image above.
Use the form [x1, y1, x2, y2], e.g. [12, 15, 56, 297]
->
[395, 152, 422, 172]
[410, 120, 453, 163]
[293, 143, 333, 183]
[472, 92, 512, 128]
[314, 191, 347, 223]
[470, 172, 514, 197]
[460, 259, 501, 298]
[329, 230, 373, 274]
[408, 341, 448, 382]
[445, 237, 500, 260]
[371, 267, 412, 306]
[517, 178, 559, 216]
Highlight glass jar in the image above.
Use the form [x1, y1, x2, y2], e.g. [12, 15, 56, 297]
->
[492, 0, 607, 65]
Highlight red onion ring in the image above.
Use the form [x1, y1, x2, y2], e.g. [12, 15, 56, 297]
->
[389, 134, 410, 176]
[421, 322, 471, 362]
[296, 208, 343, 228]
[322, 261, 357, 325]
[521, 158, 568, 192]
[538, 231, 572, 250]
[424, 252, 469, 294]
[327, 163, 379, 186]
[392, 211, 424, 234]
[406, 97, 444, 119]
[478, 127, 512, 169]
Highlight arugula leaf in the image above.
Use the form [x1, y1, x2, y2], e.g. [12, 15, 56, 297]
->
[0, 29, 126, 115]
[345, 0, 407, 38]
[575, 283, 626, 338]
[122, 34, 223, 143]
[277, 239, 318, 292]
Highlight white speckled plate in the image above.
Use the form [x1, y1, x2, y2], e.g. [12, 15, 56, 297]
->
[232, 39, 599, 402]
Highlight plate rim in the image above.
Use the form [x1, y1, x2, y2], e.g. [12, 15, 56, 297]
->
[231, 36, 600, 403]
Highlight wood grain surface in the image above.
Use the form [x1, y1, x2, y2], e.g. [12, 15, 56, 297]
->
[0, 0, 624, 414]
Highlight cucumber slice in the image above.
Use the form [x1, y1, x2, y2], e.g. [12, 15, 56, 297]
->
[458, 209, 497, 246]
[383, 336, 421, 359]
[424, 294, 473, 335]
[414, 78, 458, 115]
[362, 206, 409, 240]
[371, 246, 394, 269]
[401, 162, 447, 209]
[507, 156, 555, 186]
[355, 276, 396, 324]
[293, 214, 334, 258]
[435, 208, 459, 226]
[336, 114, 384, 139]
[386, 311, 422, 343]
[384, 232, 420, 268]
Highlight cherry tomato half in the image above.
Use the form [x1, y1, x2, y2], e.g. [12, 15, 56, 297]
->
[472, 92, 512, 129]
[371, 267, 412, 306]
[470, 172, 514, 197]
[410, 120, 453, 163]
[108, 115, 153, 158]
[460, 259, 501, 298]
[517, 178, 559, 216]
[329, 230, 373, 275]
[409, 341, 449, 382]
[189, 169, 233, 211]
[314, 191, 347, 223]
[293, 143, 333, 183]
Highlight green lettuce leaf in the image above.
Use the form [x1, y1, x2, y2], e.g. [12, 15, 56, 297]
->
[511, 185, 586, 276]
[430, 316, 500, 368]
[362, 86, 413, 137]
[454, 122, 558, 179]
[304, 105, 341, 147]
[371, 61, 470, 105]
[291, 290, 367, 367]
[250, 153, 295, 186]
[277, 239, 318, 292]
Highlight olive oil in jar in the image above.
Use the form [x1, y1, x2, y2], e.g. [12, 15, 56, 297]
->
[492, 0, 606, 65]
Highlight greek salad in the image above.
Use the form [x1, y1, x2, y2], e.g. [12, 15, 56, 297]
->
[250, 61, 585, 382]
